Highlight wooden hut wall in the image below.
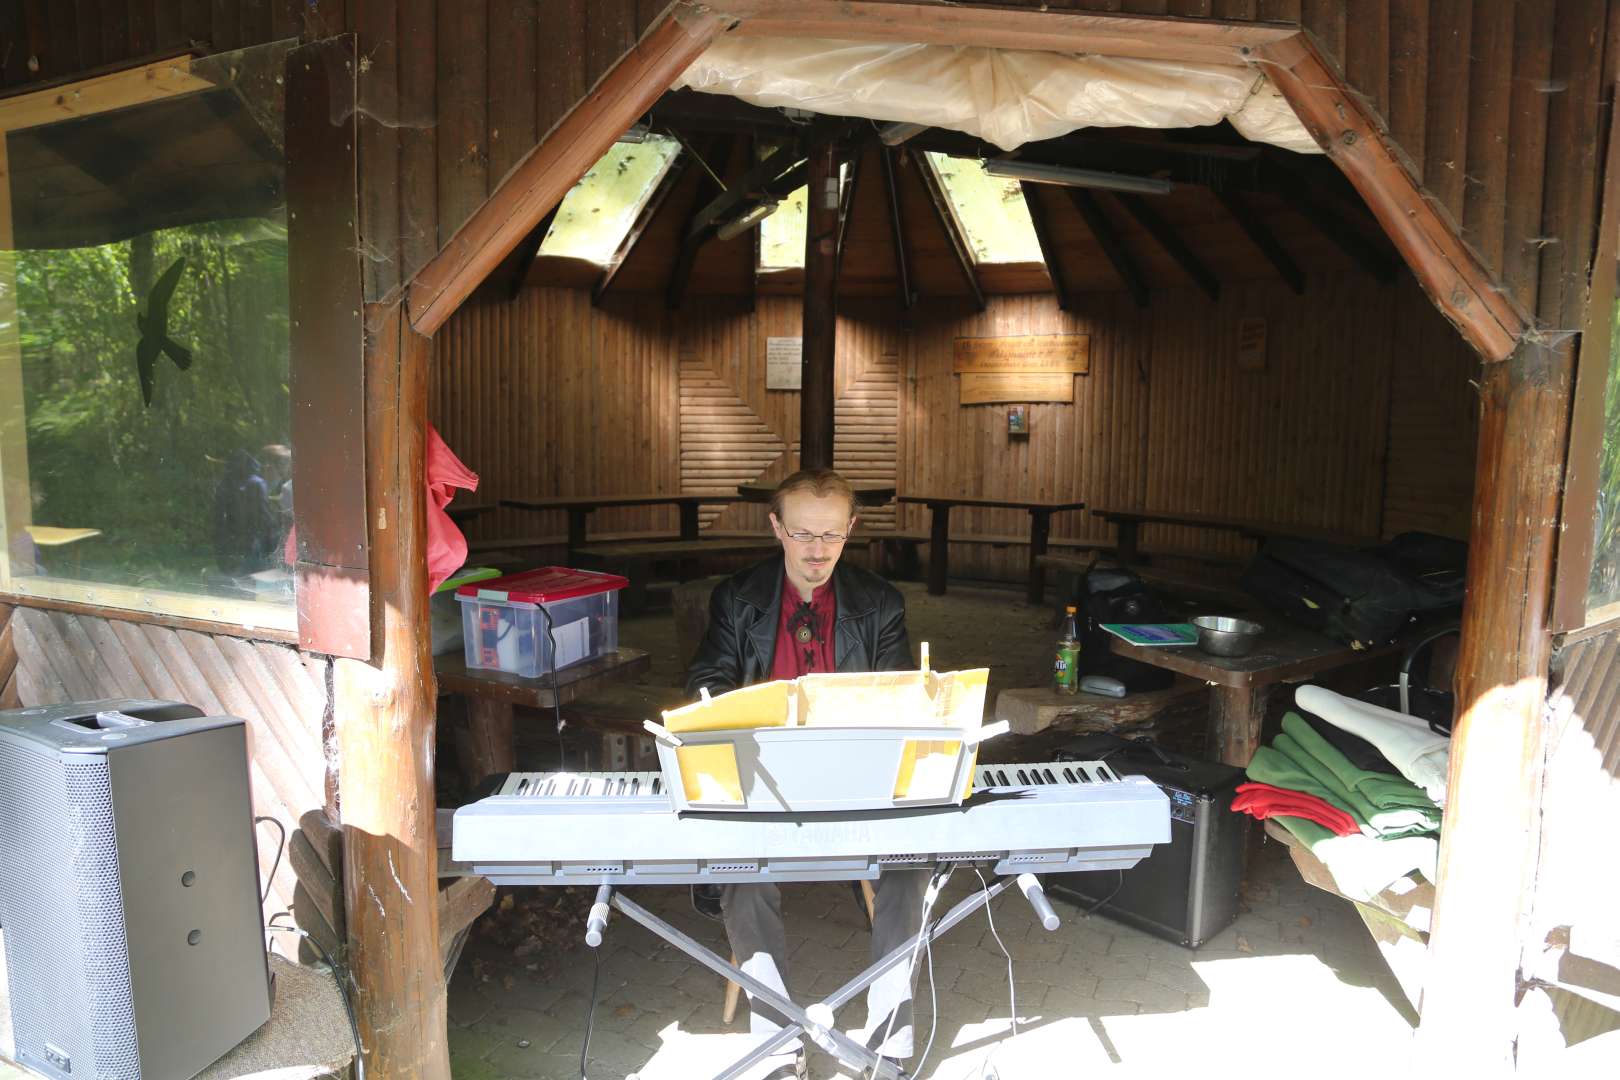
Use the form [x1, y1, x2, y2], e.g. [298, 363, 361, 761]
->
[437, 268, 1479, 584]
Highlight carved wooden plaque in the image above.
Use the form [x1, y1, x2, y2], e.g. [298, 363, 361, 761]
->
[959, 372, 1075, 404]
[952, 334, 1090, 374]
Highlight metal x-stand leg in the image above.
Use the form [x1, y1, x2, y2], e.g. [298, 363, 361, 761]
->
[586, 873, 1057, 1080]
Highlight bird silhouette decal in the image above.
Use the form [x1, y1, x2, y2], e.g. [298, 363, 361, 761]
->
[134, 256, 193, 407]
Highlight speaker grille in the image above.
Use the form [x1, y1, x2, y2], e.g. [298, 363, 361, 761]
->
[64, 760, 141, 1077]
[0, 739, 92, 1077]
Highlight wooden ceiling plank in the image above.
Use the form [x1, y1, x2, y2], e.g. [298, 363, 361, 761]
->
[1215, 188, 1305, 295]
[1068, 187, 1150, 308]
[666, 134, 734, 311]
[594, 145, 692, 305]
[1116, 191, 1220, 300]
[879, 145, 916, 310]
[915, 150, 985, 311]
[1021, 181, 1071, 310]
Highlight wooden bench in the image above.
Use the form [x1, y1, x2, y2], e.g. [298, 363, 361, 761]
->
[573, 538, 782, 611]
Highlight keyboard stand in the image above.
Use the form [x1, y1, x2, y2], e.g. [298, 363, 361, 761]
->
[599, 873, 1043, 1080]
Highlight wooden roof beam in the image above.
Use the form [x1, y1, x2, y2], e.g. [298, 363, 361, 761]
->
[408, 7, 723, 335]
[666, 136, 734, 311]
[915, 150, 985, 311]
[835, 147, 863, 284]
[1021, 181, 1071, 310]
[880, 146, 916, 310]
[1216, 189, 1304, 295]
[1116, 192, 1220, 301]
[686, 140, 804, 240]
[594, 147, 692, 305]
[1067, 188, 1149, 309]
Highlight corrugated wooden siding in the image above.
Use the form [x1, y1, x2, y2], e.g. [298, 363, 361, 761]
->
[0, 604, 329, 926]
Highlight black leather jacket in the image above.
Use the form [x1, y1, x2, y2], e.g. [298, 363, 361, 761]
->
[684, 555, 912, 696]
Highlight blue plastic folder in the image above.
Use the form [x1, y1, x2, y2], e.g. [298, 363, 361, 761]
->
[1100, 623, 1199, 646]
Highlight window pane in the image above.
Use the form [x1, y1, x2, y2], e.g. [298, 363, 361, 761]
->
[1, 44, 296, 619]
[540, 136, 680, 264]
[761, 184, 809, 268]
[926, 152, 1043, 264]
[1587, 296, 1620, 619]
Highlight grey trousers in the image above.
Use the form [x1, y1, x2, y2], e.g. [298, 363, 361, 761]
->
[721, 870, 932, 1059]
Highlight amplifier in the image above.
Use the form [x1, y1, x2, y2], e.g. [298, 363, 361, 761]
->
[1047, 734, 1247, 949]
[0, 699, 272, 1080]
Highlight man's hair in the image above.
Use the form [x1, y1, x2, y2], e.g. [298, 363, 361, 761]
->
[770, 468, 856, 522]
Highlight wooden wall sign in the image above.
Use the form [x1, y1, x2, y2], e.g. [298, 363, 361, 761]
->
[960, 372, 1074, 404]
[1237, 317, 1267, 372]
[953, 334, 1090, 374]
[766, 336, 803, 390]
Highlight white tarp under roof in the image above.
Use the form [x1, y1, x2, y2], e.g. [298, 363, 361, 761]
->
[674, 35, 1320, 155]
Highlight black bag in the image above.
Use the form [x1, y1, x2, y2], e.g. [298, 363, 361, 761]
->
[1076, 567, 1175, 692]
[1240, 532, 1467, 648]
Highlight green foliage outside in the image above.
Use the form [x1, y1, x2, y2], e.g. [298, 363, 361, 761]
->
[540, 136, 680, 265]
[15, 219, 291, 595]
[926, 153, 1043, 265]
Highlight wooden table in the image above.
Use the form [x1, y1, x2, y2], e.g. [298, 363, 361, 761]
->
[436, 647, 652, 786]
[736, 482, 897, 508]
[1092, 507, 1379, 562]
[896, 495, 1087, 602]
[502, 493, 737, 549]
[445, 503, 494, 525]
[1108, 620, 1400, 766]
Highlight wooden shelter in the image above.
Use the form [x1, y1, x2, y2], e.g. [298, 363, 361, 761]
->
[0, 2, 1618, 1076]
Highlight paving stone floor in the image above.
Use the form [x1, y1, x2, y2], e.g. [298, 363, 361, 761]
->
[445, 839, 1420, 1079]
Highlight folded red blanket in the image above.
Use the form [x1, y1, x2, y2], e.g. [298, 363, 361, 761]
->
[1233, 782, 1360, 836]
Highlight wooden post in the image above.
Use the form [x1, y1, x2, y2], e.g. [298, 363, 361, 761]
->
[334, 302, 450, 1079]
[800, 136, 840, 470]
[1415, 340, 1573, 1070]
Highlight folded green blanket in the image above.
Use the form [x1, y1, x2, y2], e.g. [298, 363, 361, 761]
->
[1246, 745, 1366, 828]
[1280, 712, 1441, 836]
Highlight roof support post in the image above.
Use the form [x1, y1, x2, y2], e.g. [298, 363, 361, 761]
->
[1021, 181, 1071, 309]
[334, 301, 448, 1079]
[879, 146, 915, 310]
[800, 136, 840, 471]
[1067, 188, 1149, 308]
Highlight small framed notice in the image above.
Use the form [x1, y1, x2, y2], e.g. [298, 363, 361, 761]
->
[766, 336, 803, 390]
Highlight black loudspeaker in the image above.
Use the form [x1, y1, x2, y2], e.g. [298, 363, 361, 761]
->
[1048, 734, 1248, 948]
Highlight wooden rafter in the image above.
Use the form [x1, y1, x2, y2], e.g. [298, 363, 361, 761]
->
[1293, 197, 1401, 284]
[686, 139, 803, 240]
[1116, 192, 1220, 301]
[1067, 188, 1148, 309]
[1020, 181, 1071, 310]
[1216, 189, 1304, 295]
[667, 135, 734, 311]
[408, 7, 723, 335]
[880, 146, 915, 310]
[915, 150, 984, 311]
[835, 147, 863, 285]
[508, 206, 557, 302]
[594, 146, 692, 305]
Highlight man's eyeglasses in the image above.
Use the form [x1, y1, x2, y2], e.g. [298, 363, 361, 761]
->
[782, 527, 851, 544]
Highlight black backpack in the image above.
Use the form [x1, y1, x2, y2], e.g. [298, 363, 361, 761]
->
[1075, 567, 1175, 692]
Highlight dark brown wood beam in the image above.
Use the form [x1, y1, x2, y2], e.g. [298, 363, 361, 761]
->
[879, 146, 915, 310]
[666, 135, 734, 311]
[1216, 189, 1304, 295]
[1020, 181, 1071, 310]
[336, 302, 448, 1079]
[915, 150, 984, 311]
[801, 137, 839, 470]
[1067, 188, 1149, 308]
[835, 147, 863, 285]
[723, 0, 1295, 64]
[686, 140, 803, 240]
[1254, 32, 1525, 361]
[594, 149, 691, 305]
[408, 7, 722, 335]
[508, 206, 557, 302]
[1116, 192, 1220, 301]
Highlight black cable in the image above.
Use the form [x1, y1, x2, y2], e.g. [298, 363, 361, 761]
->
[265, 916, 365, 1080]
[538, 603, 567, 771]
[578, 945, 603, 1080]
[254, 815, 286, 906]
[1082, 869, 1126, 917]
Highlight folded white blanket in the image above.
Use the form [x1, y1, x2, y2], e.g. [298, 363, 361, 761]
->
[1295, 684, 1450, 806]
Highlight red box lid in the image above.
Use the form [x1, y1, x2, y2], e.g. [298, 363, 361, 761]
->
[456, 566, 628, 604]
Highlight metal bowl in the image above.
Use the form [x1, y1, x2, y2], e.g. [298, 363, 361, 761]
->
[1192, 616, 1264, 657]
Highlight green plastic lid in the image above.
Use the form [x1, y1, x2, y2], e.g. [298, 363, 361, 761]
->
[435, 565, 500, 595]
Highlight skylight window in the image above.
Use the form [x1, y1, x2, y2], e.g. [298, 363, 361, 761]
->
[539, 135, 680, 264]
[760, 183, 808, 269]
[925, 152, 1043, 264]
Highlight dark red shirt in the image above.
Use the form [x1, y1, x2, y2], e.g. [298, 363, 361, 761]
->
[770, 572, 837, 680]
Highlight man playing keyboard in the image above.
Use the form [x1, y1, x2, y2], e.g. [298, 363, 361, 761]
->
[686, 468, 928, 1080]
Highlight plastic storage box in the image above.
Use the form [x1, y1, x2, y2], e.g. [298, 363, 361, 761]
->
[431, 565, 500, 654]
[456, 567, 628, 678]
[650, 667, 1001, 813]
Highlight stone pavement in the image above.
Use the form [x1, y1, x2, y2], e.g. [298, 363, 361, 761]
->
[446, 839, 1421, 1079]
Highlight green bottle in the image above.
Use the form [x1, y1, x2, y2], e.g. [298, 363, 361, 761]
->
[1054, 605, 1081, 695]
